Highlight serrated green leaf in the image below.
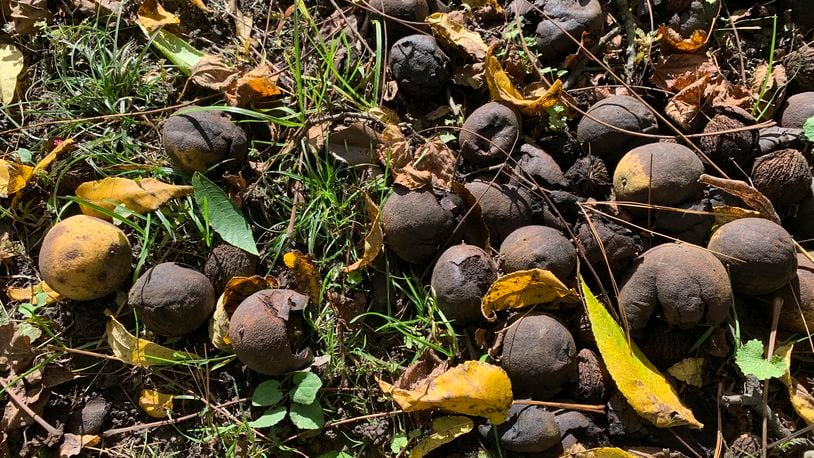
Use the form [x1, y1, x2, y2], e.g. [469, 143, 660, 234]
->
[291, 371, 322, 405]
[804, 116, 814, 143]
[736, 339, 788, 380]
[252, 380, 283, 407]
[248, 405, 287, 428]
[289, 400, 324, 430]
[192, 173, 259, 255]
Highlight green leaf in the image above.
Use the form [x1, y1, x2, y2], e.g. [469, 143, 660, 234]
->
[290, 371, 322, 405]
[317, 452, 353, 458]
[390, 434, 409, 454]
[139, 25, 203, 75]
[735, 339, 788, 380]
[289, 400, 325, 430]
[804, 116, 814, 142]
[252, 380, 283, 407]
[192, 173, 259, 255]
[247, 405, 287, 428]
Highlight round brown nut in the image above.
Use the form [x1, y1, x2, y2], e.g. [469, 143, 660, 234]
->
[785, 45, 814, 92]
[613, 142, 704, 206]
[501, 313, 576, 399]
[431, 244, 498, 326]
[775, 253, 814, 333]
[698, 107, 758, 174]
[478, 404, 561, 453]
[534, 0, 603, 63]
[203, 244, 259, 295]
[576, 95, 659, 162]
[707, 217, 797, 296]
[751, 149, 812, 207]
[229, 289, 313, 375]
[618, 243, 732, 331]
[459, 102, 521, 164]
[389, 35, 450, 98]
[464, 180, 533, 245]
[513, 144, 568, 189]
[780, 92, 814, 129]
[128, 262, 216, 336]
[162, 109, 248, 174]
[499, 225, 577, 280]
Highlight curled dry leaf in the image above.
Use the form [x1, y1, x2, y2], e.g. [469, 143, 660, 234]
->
[580, 277, 703, 429]
[1, 369, 48, 431]
[699, 174, 780, 224]
[667, 357, 704, 387]
[189, 55, 240, 91]
[0, 160, 33, 198]
[209, 294, 233, 352]
[7, 281, 63, 305]
[209, 275, 278, 352]
[9, 0, 52, 35]
[378, 127, 456, 190]
[139, 389, 173, 418]
[426, 13, 488, 60]
[777, 344, 814, 425]
[59, 434, 101, 458]
[106, 310, 197, 367]
[712, 205, 762, 226]
[284, 251, 322, 306]
[75, 177, 193, 219]
[33, 138, 75, 175]
[658, 25, 707, 53]
[344, 192, 383, 273]
[378, 360, 512, 424]
[665, 74, 709, 130]
[224, 64, 282, 107]
[485, 45, 563, 116]
[314, 123, 380, 165]
[0, 322, 34, 374]
[481, 269, 575, 321]
[561, 446, 637, 458]
[410, 416, 474, 458]
[136, 0, 180, 32]
[0, 44, 24, 105]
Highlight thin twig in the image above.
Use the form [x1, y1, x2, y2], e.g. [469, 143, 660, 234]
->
[0, 377, 61, 437]
[102, 398, 247, 437]
[512, 399, 605, 414]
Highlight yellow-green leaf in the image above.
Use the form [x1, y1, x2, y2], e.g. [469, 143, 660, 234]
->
[76, 177, 193, 219]
[485, 45, 563, 116]
[667, 357, 704, 387]
[139, 389, 173, 418]
[378, 361, 512, 424]
[777, 343, 814, 425]
[343, 192, 383, 273]
[106, 311, 196, 367]
[0, 44, 24, 105]
[426, 13, 488, 60]
[580, 277, 703, 429]
[481, 269, 575, 321]
[409, 416, 474, 458]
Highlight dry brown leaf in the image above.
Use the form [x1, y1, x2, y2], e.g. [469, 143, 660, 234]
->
[485, 45, 563, 116]
[426, 12, 488, 60]
[0, 160, 33, 198]
[76, 177, 193, 219]
[344, 192, 383, 273]
[651, 54, 716, 92]
[658, 25, 707, 53]
[9, 0, 51, 35]
[284, 251, 322, 306]
[392, 349, 449, 391]
[7, 281, 63, 305]
[750, 63, 787, 118]
[665, 74, 709, 130]
[189, 54, 240, 91]
[379, 129, 456, 190]
[452, 63, 485, 89]
[59, 433, 101, 458]
[1, 369, 48, 431]
[226, 0, 252, 53]
[481, 269, 575, 321]
[139, 389, 173, 418]
[136, 0, 180, 32]
[323, 123, 380, 165]
[0, 322, 34, 374]
[224, 64, 282, 107]
[699, 174, 780, 224]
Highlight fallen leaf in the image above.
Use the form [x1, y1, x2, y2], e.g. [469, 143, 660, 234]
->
[485, 45, 563, 116]
[777, 344, 814, 425]
[378, 360, 512, 424]
[452, 62, 485, 89]
[33, 138, 75, 175]
[580, 277, 703, 429]
[1, 369, 47, 430]
[0, 322, 34, 374]
[750, 63, 787, 118]
[59, 433, 100, 458]
[658, 25, 707, 53]
[226, 0, 252, 53]
[9, 0, 51, 35]
[0, 160, 33, 198]
[136, 0, 180, 32]
[392, 349, 449, 391]
[366, 106, 400, 125]
[712, 205, 762, 226]
[667, 357, 704, 387]
[735, 339, 787, 380]
[140, 27, 203, 75]
[224, 64, 282, 107]
[378, 129, 457, 190]
[0, 44, 24, 105]
[562, 447, 636, 458]
[187, 0, 209, 12]
[699, 174, 780, 224]
[222, 275, 278, 314]
[651, 54, 716, 92]
[664, 74, 709, 130]
[139, 389, 173, 418]
[320, 123, 380, 165]
[426, 13, 488, 60]
[209, 293, 233, 352]
[344, 192, 383, 273]
[76, 177, 193, 219]
[481, 269, 575, 321]
[189, 54, 240, 91]
[410, 416, 474, 458]
[106, 311, 197, 367]
[284, 251, 322, 306]
[7, 281, 63, 305]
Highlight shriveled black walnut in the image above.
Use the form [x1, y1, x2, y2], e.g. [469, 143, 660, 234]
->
[751, 149, 812, 207]
[381, 186, 458, 264]
[556, 410, 607, 450]
[565, 155, 611, 198]
[758, 126, 805, 155]
[613, 142, 704, 206]
[464, 180, 533, 245]
[574, 348, 612, 404]
[780, 92, 814, 129]
[430, 244, 497, 326]
[459, 102, 521, 164]
[513, 143, 568, 189]
[652, 198, 714, 245]
[162, 109, 248, 174]
[576, 95, 659, 162]
[534, 0, 603, 63]
[501, 313, 576, 399]
[368, 0, 429, 28]
[708, 218, 797, 296]
[203, 244, 259, 295]
[128, 262, 216, 336]
[477, 404, 560, 453]
[775, 253, 814, 333]
[785, 45, 814, 92]
[389, 34, 450, 98]
[229, 289, 312, 375]
[782, 0, 814, 30]
[666, 0, 720, 36]
[499, 225, 577, 280]
[699, 107, 758, 174]
[618, 243, 732, 331]
[67, 397, 109, 435]
[576, 216, 643, 270]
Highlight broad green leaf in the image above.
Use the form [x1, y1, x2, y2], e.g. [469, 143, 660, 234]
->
[580, 277, 702, 429]
[390, 434, 409, 454]
[289, 400, 325, 430]
[139, 26, 203, 75]
[248, 405, 287, 428]
[410, 416, 474, 458]
[735, 339, 787, 380]
[252, 380, 283, 407]
[291, 372, 322, 405]
[804, 116, 814, 143]
[192, 173, 259, 255]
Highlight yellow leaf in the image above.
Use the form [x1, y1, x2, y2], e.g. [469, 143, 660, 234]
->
[209, 275, 277, 352]
[209, 293, 233, 352]
[563, 447, 637, 458]
[580, 277, 703, 429]
[378, 360, 512, 424]
[485, 45, 563, 116]
[712, 205, 762, 226]
[777, 343, 814, 425]
[481, 269, 575, 321]
[426, 13, 488, 60]
[106, 310, 196, 367]
[344, 192, 383, 273]
[75, 177, 193, 219]
[284, 251, 322, 306]
[59, 433, 101, 458]
[0, 160, 33, 198]
[33, 138, 75, 176]
[658, 25, 707, 53]
[136, 0, 180, 32]
[409, 416, 474, 458]
[224, 64, 282, 107]
[139, 389, 173, 418]
[6, 281, 63, 305]
[0, 44, 24, 105]
[667, 357, 704, 387]
[188, 0, 210, 12]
